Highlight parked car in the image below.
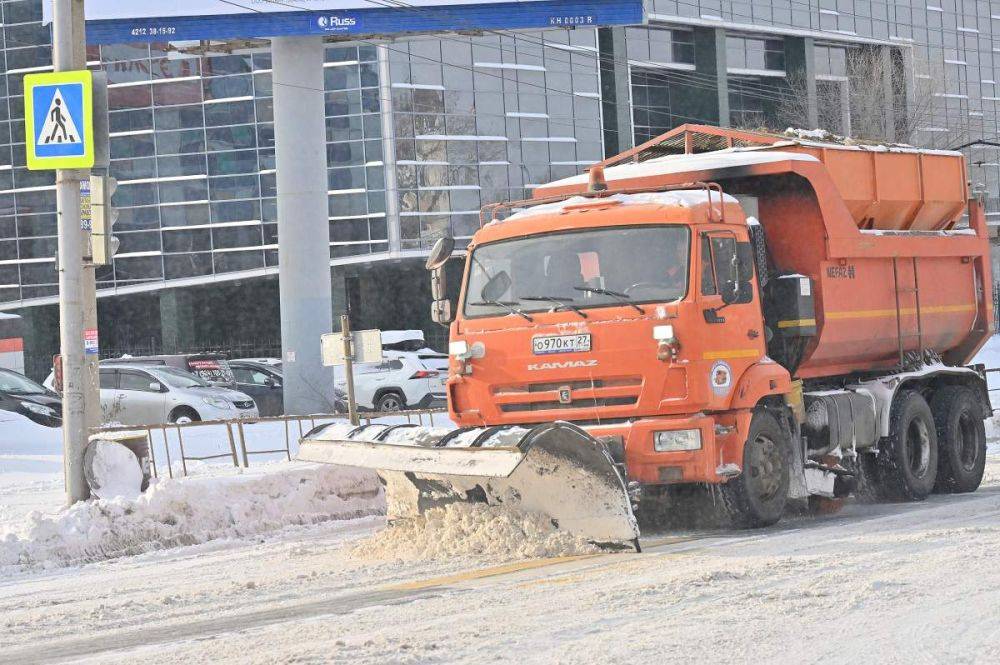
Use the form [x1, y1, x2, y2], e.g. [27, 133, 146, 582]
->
[102, 353, 237, 388]
[0, 368, 61, 427]
[229, 359, 284, 417]
[381, 330, 449, 371]
[98, 363, 258, 426]
[340, 350, 446, 412]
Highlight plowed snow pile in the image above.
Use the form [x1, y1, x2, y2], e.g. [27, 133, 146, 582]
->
[0, 463, 383, 573]
[352, 502, 599, 562]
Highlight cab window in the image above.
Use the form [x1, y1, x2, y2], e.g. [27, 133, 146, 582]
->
[700, 236, 717, 295]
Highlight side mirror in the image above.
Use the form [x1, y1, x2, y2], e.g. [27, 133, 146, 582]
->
[430, 265, 447, 301]
[481, 270, 512, 302]
[431, 298, 454, 325]
[149, 382, 163, 392]
[425, 236, 455, 270]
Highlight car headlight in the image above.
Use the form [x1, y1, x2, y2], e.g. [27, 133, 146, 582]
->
[202, 396, 231, 409]
[654, 429, 702, 452]
[21, 401, 57, 418]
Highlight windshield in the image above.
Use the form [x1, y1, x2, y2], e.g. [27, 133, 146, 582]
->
[150, 366, 212, 389]
[463, 225, 690, 317]
[0, 370, 47, 395]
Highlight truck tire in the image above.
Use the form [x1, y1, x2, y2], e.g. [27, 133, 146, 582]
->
[877, 390, 938, 501]
[721, 410, 790, 528]
[930, 386, 986, 494]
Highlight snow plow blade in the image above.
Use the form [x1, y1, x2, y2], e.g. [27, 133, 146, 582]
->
[298, 421, 639, 548]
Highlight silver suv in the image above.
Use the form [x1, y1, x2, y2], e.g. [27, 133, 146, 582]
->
[99, 364, 258, 426]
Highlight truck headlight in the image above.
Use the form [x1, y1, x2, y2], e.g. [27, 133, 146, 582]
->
[654, 429, 702, 452]
[449, 340, 469, 357]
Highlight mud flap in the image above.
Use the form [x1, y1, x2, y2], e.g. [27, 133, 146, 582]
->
[298, 421, 640, 548]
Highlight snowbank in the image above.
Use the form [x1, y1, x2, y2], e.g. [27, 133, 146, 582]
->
[0, 462, 384, 573]
[351, 502, 598, 562]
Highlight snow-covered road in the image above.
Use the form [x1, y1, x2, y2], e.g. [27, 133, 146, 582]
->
[3, 454, 1000, 664]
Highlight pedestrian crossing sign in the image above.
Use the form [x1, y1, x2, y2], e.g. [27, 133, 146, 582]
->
[24, 70, 94, 170]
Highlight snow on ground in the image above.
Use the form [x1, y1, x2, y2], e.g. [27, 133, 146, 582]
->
[0, 455, 997, 664]
[0, 462, 383, 574]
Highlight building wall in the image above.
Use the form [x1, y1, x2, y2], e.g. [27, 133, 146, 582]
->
[4, 0, 1000, 375]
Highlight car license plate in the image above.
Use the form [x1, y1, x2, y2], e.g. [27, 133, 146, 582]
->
[532, 333, 591, 355]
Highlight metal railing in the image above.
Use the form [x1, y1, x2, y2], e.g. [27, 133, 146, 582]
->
[92, 408, 449, 479]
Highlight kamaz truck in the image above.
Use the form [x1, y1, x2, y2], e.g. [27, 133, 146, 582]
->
[300, 125, 993, 547]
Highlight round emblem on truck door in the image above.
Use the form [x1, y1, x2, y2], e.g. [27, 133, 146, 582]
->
[710, 361, 732, 395]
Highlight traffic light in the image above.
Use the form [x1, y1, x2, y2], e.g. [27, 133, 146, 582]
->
[90, 174, 118, 266]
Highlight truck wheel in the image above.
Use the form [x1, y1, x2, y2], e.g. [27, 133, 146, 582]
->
[877, 390, 938, 501]
[721, 410, 789, 528]
[931, 386, 986, 494]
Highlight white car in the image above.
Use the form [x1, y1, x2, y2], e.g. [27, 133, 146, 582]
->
[45, 364, 259, 426]
[338, 350, 447, 412]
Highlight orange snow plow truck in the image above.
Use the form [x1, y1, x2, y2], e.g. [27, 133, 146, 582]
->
[300, 125, 994, 550]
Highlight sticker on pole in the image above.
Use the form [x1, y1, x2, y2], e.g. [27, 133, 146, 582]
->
[24, 70, 94, 170]
[84, 328, 99, 355]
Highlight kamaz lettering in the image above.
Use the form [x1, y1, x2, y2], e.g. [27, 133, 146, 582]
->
[526, 359, 599, 371]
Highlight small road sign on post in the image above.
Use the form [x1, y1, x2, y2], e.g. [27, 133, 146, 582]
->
[24, 70, 94, 171]
[321, 320, 382, 426]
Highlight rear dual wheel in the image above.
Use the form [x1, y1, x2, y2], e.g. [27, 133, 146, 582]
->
[876, 390, 938, 501]
[931, 386, 986, 494]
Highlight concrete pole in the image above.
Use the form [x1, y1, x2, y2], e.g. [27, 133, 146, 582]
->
[70, 1, 101, 445]
[271, 36, 335, 415]
[52, 0, 89, 503]
[377, 44, 401, 254]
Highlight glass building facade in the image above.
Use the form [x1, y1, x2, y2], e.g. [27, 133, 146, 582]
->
[2, 1, 1000, 371]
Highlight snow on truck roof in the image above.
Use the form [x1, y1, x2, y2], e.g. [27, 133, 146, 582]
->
[534, 149, 820, 194]
[502, 190, 740, 223]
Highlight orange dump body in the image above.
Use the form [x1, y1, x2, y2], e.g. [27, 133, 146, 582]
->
[600, 124, 970, 232]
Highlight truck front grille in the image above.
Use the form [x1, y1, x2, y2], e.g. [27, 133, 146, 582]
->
[492, 376, 642, 414]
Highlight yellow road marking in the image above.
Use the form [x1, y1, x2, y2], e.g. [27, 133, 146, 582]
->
[826, 303, 976, 320]
[702, 349, 760, 360]
[382, 534, 711, 593]
[777, 318, 816, 328]
[383, 553, 602, 592]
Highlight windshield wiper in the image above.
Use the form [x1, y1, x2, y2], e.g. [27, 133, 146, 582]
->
[573, 286, 645, 314]
[519, 295, 588, 319]
[468, 299, 534, 322]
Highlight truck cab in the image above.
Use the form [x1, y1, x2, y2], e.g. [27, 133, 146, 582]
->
[436, 186, 791, 509]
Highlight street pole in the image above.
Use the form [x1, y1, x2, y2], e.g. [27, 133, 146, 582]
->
[340, 314, 359, 427]
[272, 36, 335, 415]
[52, 0, 91, 504]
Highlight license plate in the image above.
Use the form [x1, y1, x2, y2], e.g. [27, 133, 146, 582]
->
[532, 333, 591, 355]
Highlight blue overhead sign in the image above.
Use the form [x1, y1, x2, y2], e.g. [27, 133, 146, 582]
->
[43, 1, 644, 44]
